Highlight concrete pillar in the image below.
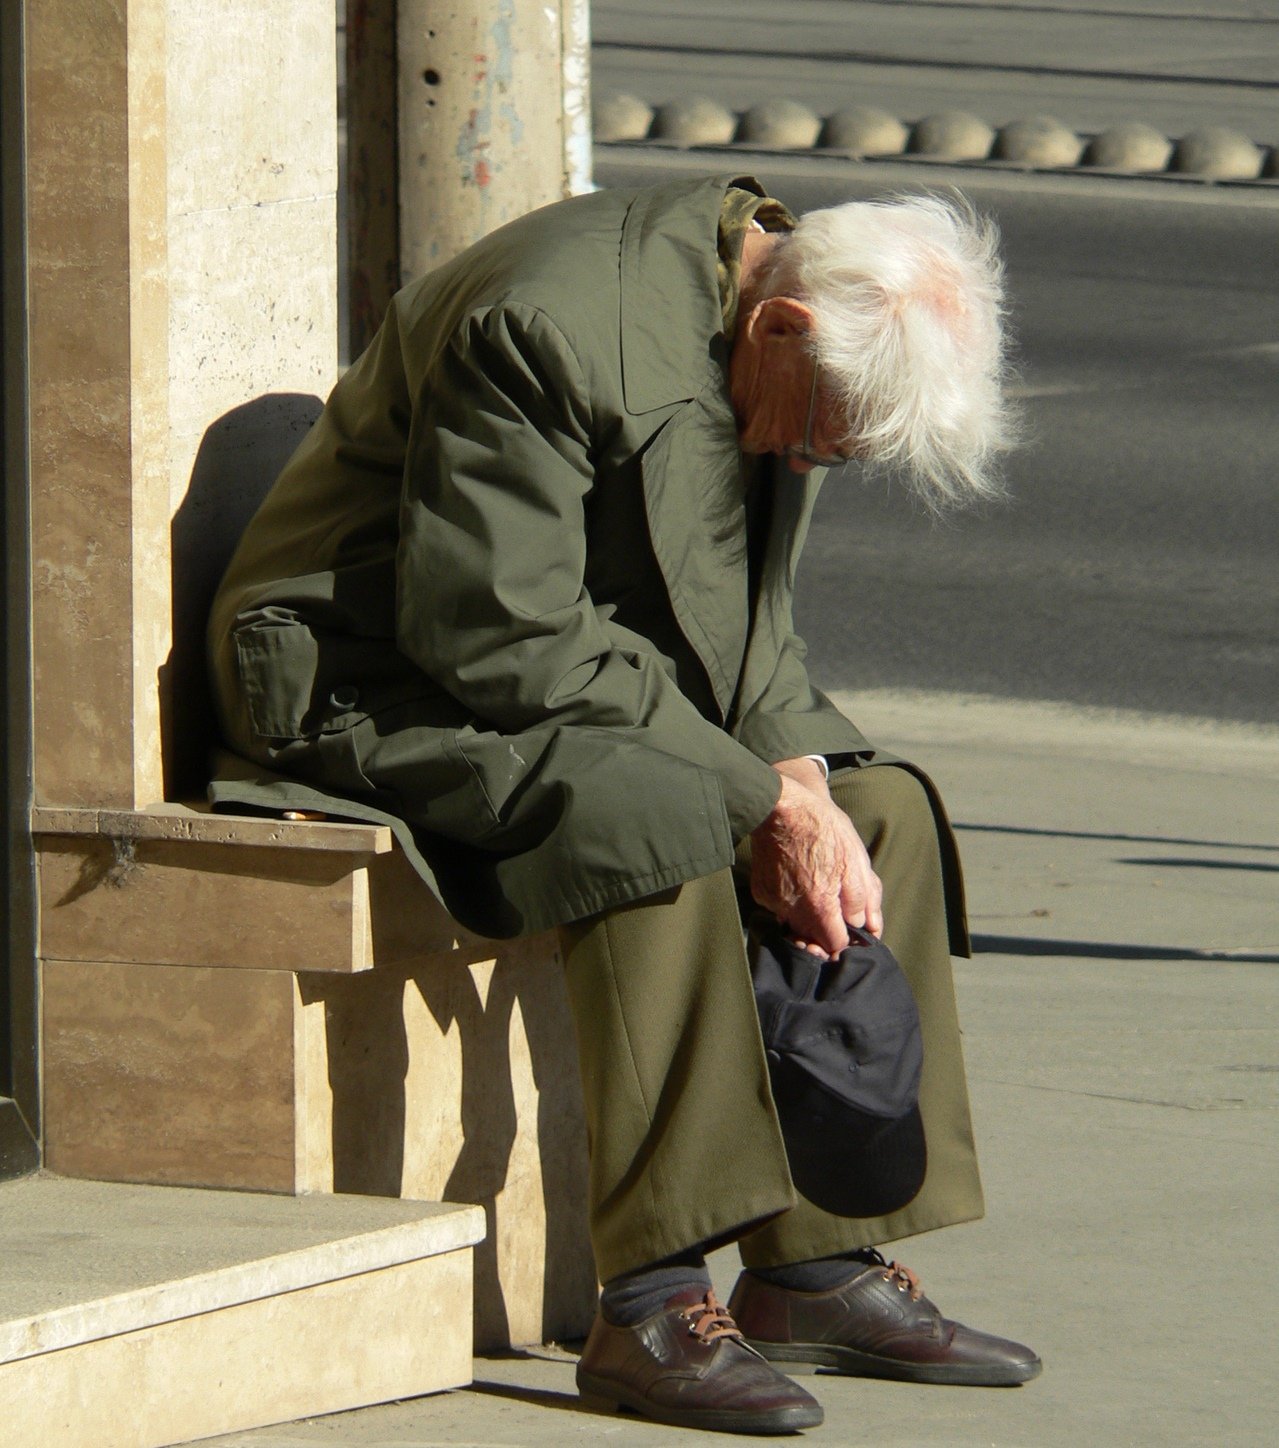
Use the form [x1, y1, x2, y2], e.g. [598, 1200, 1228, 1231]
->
[348, 2, 592, 346]
[396, 0, 592, 280]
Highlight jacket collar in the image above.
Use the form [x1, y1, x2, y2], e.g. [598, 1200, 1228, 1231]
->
[640, 364, 748, 718]
[627, 173, 816, 721]
[641, 389, 828, 722]
[619, 173, 767, 415]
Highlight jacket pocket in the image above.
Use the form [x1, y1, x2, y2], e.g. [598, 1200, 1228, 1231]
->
[233, 619, 441, 740]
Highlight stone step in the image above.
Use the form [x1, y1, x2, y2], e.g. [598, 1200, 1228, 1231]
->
[0, 1174, 484, 1448]
[32, 806, 596, 1350]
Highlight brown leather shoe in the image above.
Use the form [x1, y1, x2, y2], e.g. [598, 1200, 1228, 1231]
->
[576, 1286, 824, 1433]
[729, 1254, 1042, 1387]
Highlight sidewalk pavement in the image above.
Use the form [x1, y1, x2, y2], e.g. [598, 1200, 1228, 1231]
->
[207, 691, 1279, 1448]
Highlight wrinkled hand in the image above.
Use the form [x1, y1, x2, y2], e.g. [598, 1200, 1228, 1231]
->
[750, 769, 883, 958]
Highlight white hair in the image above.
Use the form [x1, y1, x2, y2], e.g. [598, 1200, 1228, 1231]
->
[764, 194, 1015, 509]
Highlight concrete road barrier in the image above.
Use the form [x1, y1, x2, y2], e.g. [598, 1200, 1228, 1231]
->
[1171, 125, 1264, 181]
[819, 105, 909, 157]
[649, 94, 736, 145]
[595, 91, 1279, 187]
[593, 91, 653, 143]
[909, 109, 995, 161]
[737, 97, 822, 150]
[1083, 121, 1173, 173]
[994, 116, 1083, 169]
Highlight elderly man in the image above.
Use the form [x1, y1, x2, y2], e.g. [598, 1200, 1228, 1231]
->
[208, 173, 1039, 1433]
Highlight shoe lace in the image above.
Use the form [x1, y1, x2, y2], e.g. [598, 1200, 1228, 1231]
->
[862, 1247, 924, 1301]
[678, 1289, 745, 1344]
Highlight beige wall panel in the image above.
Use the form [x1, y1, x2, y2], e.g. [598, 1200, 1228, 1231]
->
[166, 0, 337, 218]
[166, 197, 337, 484]
[294, 987, 336, 1193]
[43, 959, 299, 1191]
[25, 0, 164, 806]
[0, 1251, 473, 1448]
[37, 838, 374, 974]
[306, 936, 596, 1349]
[127, 0, 173, 807]
[162, 0, 338, 800]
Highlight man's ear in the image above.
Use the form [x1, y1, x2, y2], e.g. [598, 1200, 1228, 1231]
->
[754, 295, 816, 341]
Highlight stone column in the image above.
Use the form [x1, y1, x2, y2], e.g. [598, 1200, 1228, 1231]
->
[25, 0, 170, 808]
[25, 0, 338, 806]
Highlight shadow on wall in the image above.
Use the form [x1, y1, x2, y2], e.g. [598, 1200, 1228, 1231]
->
[158, 395, 599, 1350]
[304, 908, 598, 1351]
[160, 393, 323, 801]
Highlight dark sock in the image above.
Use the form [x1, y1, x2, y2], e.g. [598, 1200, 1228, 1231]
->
[599, 1247, 712, 1326]
[749, 1247, 884, 1293]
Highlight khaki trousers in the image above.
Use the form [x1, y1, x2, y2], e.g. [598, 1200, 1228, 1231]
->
[558, 764, 985, 1283]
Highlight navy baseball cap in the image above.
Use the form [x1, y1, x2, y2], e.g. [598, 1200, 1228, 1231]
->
[749, 919, 927, 1219]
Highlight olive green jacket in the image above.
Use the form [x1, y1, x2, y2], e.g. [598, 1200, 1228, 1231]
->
[207, 174, 878, 937]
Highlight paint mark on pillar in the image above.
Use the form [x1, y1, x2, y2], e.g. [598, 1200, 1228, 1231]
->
[499, 102, 525, 148]
[456, 102, 493, 195]
[453, 0, 519, 218]
[493, 0, 516, 93]
[488, 0, 518, 178]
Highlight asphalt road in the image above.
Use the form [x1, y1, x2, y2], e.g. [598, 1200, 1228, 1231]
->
[597, 148, 1279, 724]
[593, 0, 1279, 141]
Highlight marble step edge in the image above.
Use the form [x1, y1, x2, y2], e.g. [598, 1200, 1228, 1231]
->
[0, 1193, 484, 1367]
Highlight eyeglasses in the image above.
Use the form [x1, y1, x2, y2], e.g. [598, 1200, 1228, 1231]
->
[786, 360, 857, 469]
